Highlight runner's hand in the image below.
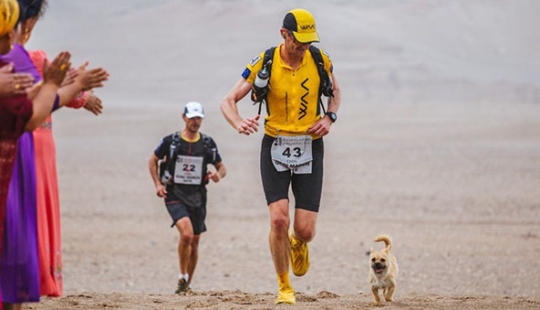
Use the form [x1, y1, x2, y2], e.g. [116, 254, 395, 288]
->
[156, 183, 167, 198]
[207, 170, 221, 183]
[237, 114, 260, 135]
[307, 116, 332, 136]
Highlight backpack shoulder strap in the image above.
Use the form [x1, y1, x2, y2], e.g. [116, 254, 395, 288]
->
[309, 46, 334, 115]
[200, 133, 210, 147]
[309, 45, 323, 64]
[309, 45, 333, 97]
[200, 133, 218, 162]
[253, 47, 276, 114]
[169, 131, 181, 160]
[263, 46, 276, 77]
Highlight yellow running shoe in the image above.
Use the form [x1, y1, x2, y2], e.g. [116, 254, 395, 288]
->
[275, 285, 296, 305]
[290, 234, 310, 277]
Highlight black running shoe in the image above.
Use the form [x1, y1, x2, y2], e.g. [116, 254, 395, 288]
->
[175, 278, 189, 294]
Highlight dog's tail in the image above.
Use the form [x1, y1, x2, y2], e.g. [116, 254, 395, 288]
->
[374, 235, 392, 252]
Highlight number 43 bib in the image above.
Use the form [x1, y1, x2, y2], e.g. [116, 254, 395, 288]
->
[271, 135, 313, 174]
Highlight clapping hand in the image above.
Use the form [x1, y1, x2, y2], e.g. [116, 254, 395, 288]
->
[74, 61, 109, 91]
[83, 91, 103, 115]
[0, 64, 34, 96]
[42, 51, 71, 87]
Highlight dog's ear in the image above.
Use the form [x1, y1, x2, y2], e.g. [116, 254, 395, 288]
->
[369, 247, 374, 255]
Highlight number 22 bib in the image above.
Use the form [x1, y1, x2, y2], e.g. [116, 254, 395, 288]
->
[174, 155, 204, 185]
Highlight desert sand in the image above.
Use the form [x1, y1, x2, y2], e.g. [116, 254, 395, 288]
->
[21, 0, 540, 309]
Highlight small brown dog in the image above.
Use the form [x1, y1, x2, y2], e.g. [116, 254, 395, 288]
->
[369, 235, 398, 306]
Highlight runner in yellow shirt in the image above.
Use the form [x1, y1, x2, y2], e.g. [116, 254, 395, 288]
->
[220, 8, 342, 305]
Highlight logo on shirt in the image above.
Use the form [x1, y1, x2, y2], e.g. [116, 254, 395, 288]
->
[299, 78, 310, 120]
[249, 55, 261, 67]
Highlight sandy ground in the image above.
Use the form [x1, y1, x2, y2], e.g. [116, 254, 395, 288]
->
[21, 0, 540, 309]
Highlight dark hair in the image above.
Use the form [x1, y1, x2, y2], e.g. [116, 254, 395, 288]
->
[18, 0, 47, 22]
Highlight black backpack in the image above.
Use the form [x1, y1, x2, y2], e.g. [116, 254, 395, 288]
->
[159, 132, 215, 185]
[251, 45, 334, 114]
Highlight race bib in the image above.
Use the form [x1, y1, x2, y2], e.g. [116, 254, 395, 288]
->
[174, 155, 204, 185]
[271, 135, 313, 174]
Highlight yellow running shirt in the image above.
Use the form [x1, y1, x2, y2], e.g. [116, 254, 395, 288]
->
[243, 44, 333, 138]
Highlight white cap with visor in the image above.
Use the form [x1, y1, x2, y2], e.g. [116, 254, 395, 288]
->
[184, 101, 205, 119]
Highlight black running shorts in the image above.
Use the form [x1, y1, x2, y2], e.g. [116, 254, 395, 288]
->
[165, 189, 207, 235]
[260, 134, 324, 212]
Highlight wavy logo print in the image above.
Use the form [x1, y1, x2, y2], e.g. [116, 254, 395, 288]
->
[299, 78, 310, 120]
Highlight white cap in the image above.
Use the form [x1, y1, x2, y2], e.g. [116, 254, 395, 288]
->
[184, 101, 204, 119]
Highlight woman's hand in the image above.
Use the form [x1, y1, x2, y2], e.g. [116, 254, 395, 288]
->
[83, 92, 103, 115]
[74, 61, 109, 91]
[0, 64, 34, 96]
[42, 51, 71, 87]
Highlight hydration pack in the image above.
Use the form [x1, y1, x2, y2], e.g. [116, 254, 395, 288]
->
[251, 45, 334, 114]
[159, 132, 215, 185]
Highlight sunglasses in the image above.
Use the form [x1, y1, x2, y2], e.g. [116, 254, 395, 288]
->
[287, 30, 311, 46]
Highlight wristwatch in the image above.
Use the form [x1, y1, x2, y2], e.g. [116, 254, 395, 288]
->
[325, 112, 337, 123]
